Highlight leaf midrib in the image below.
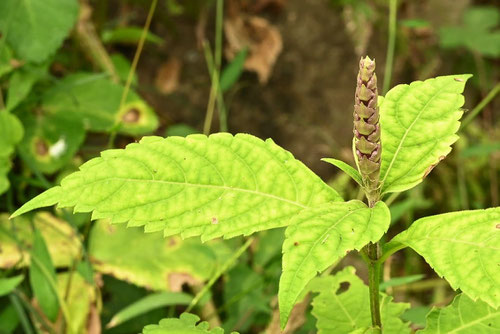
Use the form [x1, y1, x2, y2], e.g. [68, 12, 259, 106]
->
[76, 176, 309, 209]
[380, 82, 450, 191]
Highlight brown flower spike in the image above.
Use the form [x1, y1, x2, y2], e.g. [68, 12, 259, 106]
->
[354, 56, 381, 198]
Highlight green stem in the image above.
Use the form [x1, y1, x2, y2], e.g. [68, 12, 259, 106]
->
[9, 293, 35, 334]
[119, 0, 158, 109]
[366, 243, 382, 332]
[186, 237, 253, 313]
[460, 83, 500, 130]
[382, 0, 397, 95]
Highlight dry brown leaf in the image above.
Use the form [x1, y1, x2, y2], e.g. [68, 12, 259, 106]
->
[155, 57, 182, 95]
[224, 15, 282, 83]
[167, 272, 201, 292]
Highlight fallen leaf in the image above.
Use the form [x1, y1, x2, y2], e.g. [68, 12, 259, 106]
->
[167, 273, 201, 292]
[155, 57, 182, 95]
[224, 15, 282, 83]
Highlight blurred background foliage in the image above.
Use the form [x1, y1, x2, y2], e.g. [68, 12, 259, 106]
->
[0, 0, 498, 333]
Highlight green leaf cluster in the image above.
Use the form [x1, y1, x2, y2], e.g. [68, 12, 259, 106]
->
[439, 6, 500, 57]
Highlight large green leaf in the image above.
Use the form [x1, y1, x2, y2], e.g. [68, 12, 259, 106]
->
[389, 207, 500, 308]
[310, 266, 410, 333]
[143, 313, 237, 334]
[420, 294, 500, 333]
[12, 133, 342, 240]
[88, 220, 231, 290]
[0, 111, 23, 195]
[0, 212, 81, 268]
[379, 75, 471, 194]
[279, 200, 390, 328]
[30, 229, 59, 321]
[0, 0, 79, 63]
[17, 110, 85, 174]
[42, 73, 158, 135]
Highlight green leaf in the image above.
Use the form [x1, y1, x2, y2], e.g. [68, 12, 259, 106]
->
[0, 41, 14, 78]
[42, 73, 159, 135]
[379, 274, 425, 291]
[389, 207, 500, 308]
[6, 63, 48, 111]
[379, 75, 471, 194]
[0, 212, 81, 269]
[420, 294, 500, 333]
[321, 158, 363, 187]
[220, 48, 248, 92]
[29, 229, 59, 321]
[12, 133, 342, 240]
[0, 303, 19, 333]
[439, 6, 500, 57]
[165, 124, 198, 137]
[88, 220, 231, 290]
[102, 27, 164, 45]
[17, 110, 85, 174]
[0, 275, 24, 297]
[0, 0, 79, 63]
[108, 292, 192, 328]
[0, 111, 23, 195]
[279, 200, 390, 328]
[310, 266, 410, 334]
[143, 313, 237, 334]
[111, 53, 137, 85]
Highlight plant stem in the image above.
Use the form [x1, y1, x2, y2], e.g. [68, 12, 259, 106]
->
[460, 82, 500, 130]
[382, 0, 397, 95]
[9, 293, 34, 334]
[119, 0, 158, 109]
[366, 243, 382, 332]
[364, 197, 382, 331]
[186, 237, 253, 313]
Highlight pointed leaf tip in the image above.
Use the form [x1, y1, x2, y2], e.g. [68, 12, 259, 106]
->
[10, 187, 62, 218]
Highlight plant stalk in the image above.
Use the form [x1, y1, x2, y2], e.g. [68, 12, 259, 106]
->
[367, 242, 382, 332]
[382, 0, 397, 95]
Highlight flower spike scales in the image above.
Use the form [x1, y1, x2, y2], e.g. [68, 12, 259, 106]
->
[354, 56, 381, 205]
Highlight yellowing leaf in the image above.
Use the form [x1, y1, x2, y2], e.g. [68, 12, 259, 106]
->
[0, 212, 81, 269]
[88, 220, 230, 290]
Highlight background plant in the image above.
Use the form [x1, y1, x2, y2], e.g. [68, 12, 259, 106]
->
[0, 0, 498, 333]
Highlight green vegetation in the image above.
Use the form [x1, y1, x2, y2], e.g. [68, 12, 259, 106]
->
[0, 1, 498, 333]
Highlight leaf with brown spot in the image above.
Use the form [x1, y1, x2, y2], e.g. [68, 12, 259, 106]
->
[88, 220, 232, 291]
[0, 212, 81, 269]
